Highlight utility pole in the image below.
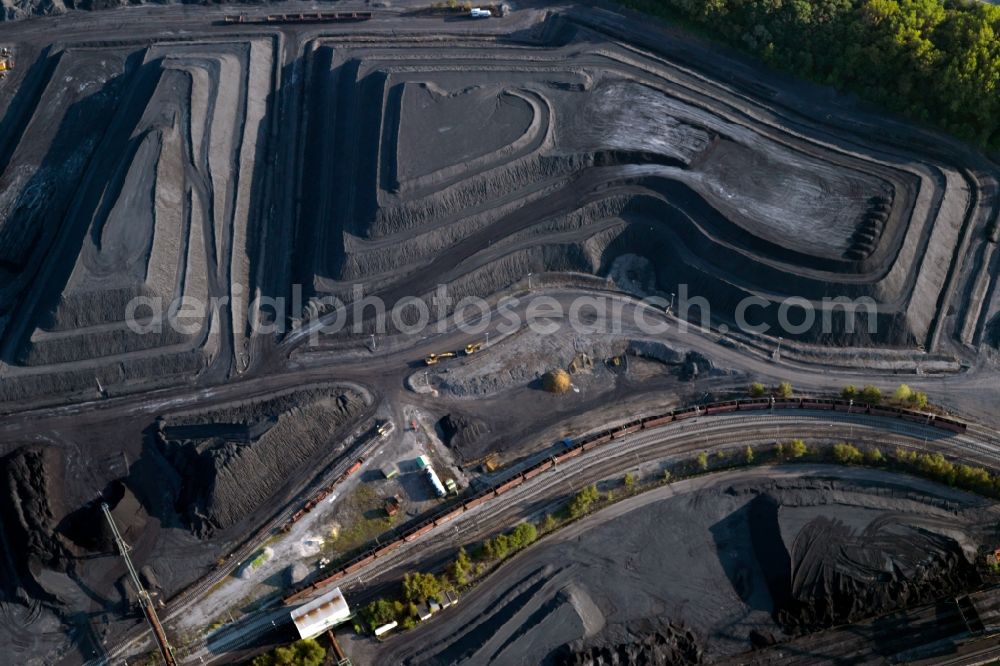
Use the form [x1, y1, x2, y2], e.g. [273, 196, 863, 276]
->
[101, 503, 176, 666]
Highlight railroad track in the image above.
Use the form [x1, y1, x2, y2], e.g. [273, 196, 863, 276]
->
[293, 411, 997, 601]
[115, 408, 999, 664]
[95, 422, 383, 665]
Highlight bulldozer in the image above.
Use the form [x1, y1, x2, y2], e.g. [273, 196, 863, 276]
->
[424, 351, 457, 365]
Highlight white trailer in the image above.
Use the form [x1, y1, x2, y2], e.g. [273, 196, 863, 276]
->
[425, 466, 447, 497]
[470, 8, 492, 18]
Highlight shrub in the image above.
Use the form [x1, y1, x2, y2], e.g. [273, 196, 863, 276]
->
[252, 640, 326, 666]
[449, 547, 472, 585]
[567, 484, 600, 518]
[745, 445, 754, 463]
[696, 452, 709, 471]
[788, 439, 808, 458]
[832, 443, 863, 464]
[776, 381, 793, 398]
[749, 382, 766, 397]
[540, 514, 557, 533]
[893, 384, 913, 403]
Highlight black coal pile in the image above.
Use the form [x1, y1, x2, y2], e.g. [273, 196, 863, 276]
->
[680, 351, 713, 381]
[0, 446, 73, 600]
[777, 515, 980, 631]
[159, 389, 368, 536]
[437, 412, 490, 452]
[555, 623, 703, 666]
[59, 480, 147, 554]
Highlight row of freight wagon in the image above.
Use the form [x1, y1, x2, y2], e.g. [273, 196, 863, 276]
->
[279, 422, 393, 532]
[282, 396, 966, 604]
[222, 11, 372, 24]
[280, 458, 364, 533]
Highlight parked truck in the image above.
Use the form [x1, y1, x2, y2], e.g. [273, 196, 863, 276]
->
[425, 466, 447, 498]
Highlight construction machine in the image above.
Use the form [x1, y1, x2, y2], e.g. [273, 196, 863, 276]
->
[0, 48, 14, 80]
[464, 342, 483, 355]
[424, 352, 457, 365]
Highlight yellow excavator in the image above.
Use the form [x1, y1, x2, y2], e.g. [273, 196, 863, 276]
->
[464, 342, 483, 355]
[0, 50, 14, 80]
[424, 352, 457, 366]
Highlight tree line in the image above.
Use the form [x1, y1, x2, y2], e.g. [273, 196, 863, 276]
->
[621, 0, 1000, 149]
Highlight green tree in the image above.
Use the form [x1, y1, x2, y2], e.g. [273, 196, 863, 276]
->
[623, 472, 637, 491]
[253, 640, 326, 666]
[912, 391, 929, 410]
[893, 383, 913, 403]
[510, 522, 538, 550]
[860, 385, 882, 405]
[956, 464, 992, 491]
[745, 445, 755, 464]
[619, 0, 1000, 149]
[776, 381, 793, 398]
[841, 385, 858, 400]
[749, 382, 766, 397]
[775, 442, 785, 459]
[867, 447, 884, 464]
[402, 572, 441, 604]
[362, 598, 397, 628]
[697, 451, 709, 471]
[788, 439, 808, 458]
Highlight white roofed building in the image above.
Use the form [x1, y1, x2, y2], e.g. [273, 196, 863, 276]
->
[290, 587, 352, 640]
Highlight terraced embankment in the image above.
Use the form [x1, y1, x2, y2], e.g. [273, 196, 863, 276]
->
[0, 8, 996, 407]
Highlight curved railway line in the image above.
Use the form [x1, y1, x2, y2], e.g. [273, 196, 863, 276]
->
[282, 397, 973, 604]
[95, 396, 998, 666]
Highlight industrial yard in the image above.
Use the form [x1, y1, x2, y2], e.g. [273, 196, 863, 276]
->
[0, 1, 997, 665]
